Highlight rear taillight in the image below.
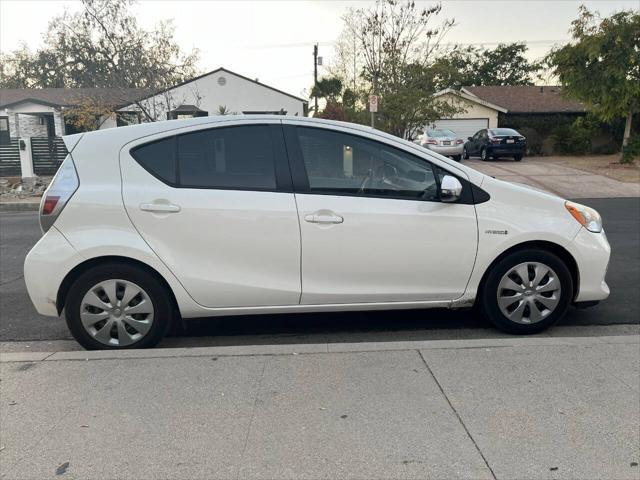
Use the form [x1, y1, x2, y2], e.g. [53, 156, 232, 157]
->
[455, 139, 464, 145]
[40, 156, 79, 233]
[490, 137, 501, 144]
[426, 139, 438, 145]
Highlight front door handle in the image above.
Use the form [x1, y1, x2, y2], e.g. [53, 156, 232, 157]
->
[304, 212, 344, 224]
[140, 203, 181, 213]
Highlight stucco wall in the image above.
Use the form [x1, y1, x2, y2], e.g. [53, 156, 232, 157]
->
[436, 93, 499, 128]
[120, 70, 306, 121]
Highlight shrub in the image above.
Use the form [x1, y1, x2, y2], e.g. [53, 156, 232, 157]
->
[550, 123, 592, 155]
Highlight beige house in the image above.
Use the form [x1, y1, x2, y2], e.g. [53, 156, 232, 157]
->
[431, 87, 507, 139]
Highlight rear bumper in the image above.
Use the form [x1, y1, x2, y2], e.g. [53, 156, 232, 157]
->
[566, 228, 611, 302]
[24, 227, 83, 317]
[486, 145, 525, 156]
[425, 144, 464, 156]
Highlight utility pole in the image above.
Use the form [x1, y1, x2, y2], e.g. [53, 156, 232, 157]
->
[313, 44, 319, 115]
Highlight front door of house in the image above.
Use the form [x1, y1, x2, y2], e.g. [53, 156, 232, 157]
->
[0, 117, 10, 144]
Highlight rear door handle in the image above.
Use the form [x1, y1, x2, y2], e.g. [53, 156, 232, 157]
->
[304, 213, 344, 224]
[140, 203, 181, 213]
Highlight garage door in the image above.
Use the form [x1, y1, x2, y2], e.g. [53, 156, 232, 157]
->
[433, 119, 488, 141]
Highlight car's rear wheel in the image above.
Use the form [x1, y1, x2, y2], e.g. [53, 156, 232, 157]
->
[452, 154, 462, 162]
[514, 154, 523, 161]
[480, 249, 573, 334]
[481, 147, 489, 161]
[65, 263, 172, 350]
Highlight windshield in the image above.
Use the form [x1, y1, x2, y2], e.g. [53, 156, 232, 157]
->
[489, 128, 519, 136]
[427, 129, 456, 138]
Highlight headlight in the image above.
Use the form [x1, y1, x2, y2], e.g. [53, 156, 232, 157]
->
[565, 201, 602, 233]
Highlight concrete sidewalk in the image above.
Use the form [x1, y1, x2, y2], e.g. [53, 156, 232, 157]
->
[1, 336, 639, 479]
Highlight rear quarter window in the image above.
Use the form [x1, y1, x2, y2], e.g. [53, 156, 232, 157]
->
[131, 137, 177, 184]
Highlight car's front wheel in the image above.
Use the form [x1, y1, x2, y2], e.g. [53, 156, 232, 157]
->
[462, 147, 469, 160]
[480, 249, 573, 334]
[514, 154, 523, 161]
[65, 263, 173, 350]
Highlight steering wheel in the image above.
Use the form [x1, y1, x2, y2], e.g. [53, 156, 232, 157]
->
[358, 173, 373, 194]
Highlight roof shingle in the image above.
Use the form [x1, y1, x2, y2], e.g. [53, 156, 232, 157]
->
[0, 87, 150, 109]
[464, 85, 586, 114]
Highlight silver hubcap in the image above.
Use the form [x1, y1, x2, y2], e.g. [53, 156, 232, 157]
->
[497, 262, 561, 324]
[80, 279, 154, 347]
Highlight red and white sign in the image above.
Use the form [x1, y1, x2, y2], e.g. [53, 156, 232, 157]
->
[369, 94, 378, 113]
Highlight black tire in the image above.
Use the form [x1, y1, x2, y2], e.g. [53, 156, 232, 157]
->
[462, 147, 470, 160]
[481, 147, 489, 161]
[452, 154, 462, 162]
[514, 154, 523, 161]
[480, 249, 573, 334]
[65, 263, 173, 350]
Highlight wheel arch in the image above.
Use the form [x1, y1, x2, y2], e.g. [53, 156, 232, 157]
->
[56, 255, 179, 316]
[477, 240, 579, 302]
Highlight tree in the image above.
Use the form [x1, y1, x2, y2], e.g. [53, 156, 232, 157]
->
[310, 77, 343, 102]
[432, 42, 542, 88]
[547, 6, 639, 160]
[64, 97, 115, 132]
[327, 0, 458, 139]
[216, 105, 237, 115]
[327, 8, 367, 95]
[378, 62, 459, 139]
[0, 0, 200, 122]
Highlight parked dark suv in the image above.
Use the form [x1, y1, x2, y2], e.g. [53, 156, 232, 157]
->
[463, 128, 526, 161]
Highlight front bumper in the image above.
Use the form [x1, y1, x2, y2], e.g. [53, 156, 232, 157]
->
[24, 227, 84, 317]
[567, 227, 611, 302]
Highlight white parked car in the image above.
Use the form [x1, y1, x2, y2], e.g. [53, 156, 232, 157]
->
[25, 116, 610, 349]
[418, 128, 465, 161]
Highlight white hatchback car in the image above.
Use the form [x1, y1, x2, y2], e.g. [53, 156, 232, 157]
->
[25, 116, 610, 349]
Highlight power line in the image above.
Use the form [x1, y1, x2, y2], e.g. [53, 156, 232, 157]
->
[245, 38, 568, 50]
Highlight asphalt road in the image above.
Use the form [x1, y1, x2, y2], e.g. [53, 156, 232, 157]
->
[1, 197, 638, 344]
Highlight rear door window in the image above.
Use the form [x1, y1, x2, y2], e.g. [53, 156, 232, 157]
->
[178, 125, 276, 189]
[131, 125, 278, 190]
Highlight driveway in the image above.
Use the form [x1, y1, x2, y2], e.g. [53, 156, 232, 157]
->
[465, 156, 640, 199]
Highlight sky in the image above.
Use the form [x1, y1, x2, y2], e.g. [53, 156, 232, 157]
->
[1, 0, 638, 98]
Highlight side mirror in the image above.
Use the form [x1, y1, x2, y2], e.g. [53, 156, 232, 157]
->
[440, 175, 463, 203]
[467, 137, 473, 141]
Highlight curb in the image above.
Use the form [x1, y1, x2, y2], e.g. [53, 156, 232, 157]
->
[1, 334, 637, 363]
[0, 201, 40, 212]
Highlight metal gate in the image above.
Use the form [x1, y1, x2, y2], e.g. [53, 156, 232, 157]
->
[31, 137, 68, 176]
[0, 138, 22, 177]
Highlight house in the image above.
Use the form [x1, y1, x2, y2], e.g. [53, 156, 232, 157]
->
[0, 68, 308, 177]
[0, 88, 145, 177]
[116, 67, 307, 121]
[432, 86, 586, 140]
